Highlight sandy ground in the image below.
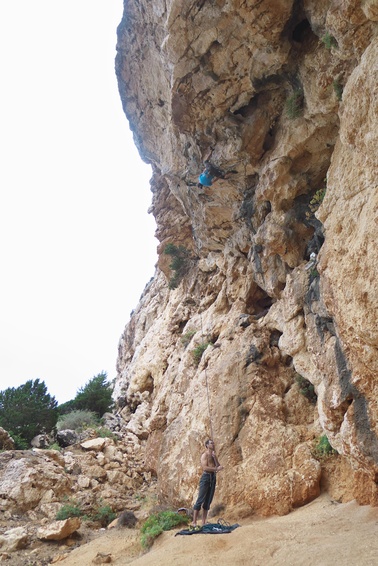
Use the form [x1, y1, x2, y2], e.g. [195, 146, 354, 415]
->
[54, 494, 378, 566]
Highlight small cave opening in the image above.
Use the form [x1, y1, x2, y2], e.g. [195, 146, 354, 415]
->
[295, 373, 318, 405]
[305, 230, 324, 259]
[285, 355, 293, 367]
[284, 14, 318, 53]
[260, 200, 271, 221]
[141, 374, 154, 395]
[262, 124, 277, 152]
[245, 283, 274, 317]
[178, 319, 189, 332]
[232, 96, 258, 118]
[292, 19, 311, 43]
[290, 192, 325, 260]
[208, 332, 220, 346]
[270, 329, 282, 347]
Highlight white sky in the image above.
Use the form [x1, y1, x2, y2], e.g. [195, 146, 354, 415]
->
[0, 1, 157, 404]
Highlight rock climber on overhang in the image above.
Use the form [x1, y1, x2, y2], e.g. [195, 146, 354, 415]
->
[197, 147, 228, 189]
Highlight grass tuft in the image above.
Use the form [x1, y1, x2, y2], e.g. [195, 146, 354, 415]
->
[285, 89, 304, 119]
[321, 32, 338, 49]
[313, 435, 338, 459]
[140, 510, 189, 549]
[191, 342, 212, 365]
[164, 244, 190, 289]
[56, 501, 83, 520]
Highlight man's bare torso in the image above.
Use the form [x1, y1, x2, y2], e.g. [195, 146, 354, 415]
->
[201, 450, 216, 470]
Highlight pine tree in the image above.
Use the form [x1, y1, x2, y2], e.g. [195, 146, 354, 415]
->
[73, 372, 113, 418]
[0, 379, 58, 445]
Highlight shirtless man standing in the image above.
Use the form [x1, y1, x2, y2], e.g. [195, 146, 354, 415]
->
[192, 439, 224, 528]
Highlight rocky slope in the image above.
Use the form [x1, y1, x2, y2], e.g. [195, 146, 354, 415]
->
[0, 429, 154, 564]
[114, 0, 378, 516]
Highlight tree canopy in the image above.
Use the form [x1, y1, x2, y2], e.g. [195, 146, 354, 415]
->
[57, 372, 114, 418]
[74, 372, 114, 417]
[0, 379, 58, 445]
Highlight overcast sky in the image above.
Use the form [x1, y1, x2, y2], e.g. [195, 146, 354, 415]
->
[0, 2, 157, 404]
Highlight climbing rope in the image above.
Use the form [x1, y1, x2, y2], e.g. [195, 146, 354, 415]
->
[193, 152, 250, 446]
[199, 308, 215, 442]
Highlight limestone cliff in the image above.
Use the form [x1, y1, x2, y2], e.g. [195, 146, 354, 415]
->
[114, 0, 378, 515]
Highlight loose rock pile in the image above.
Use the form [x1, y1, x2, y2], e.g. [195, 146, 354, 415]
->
[0, 428, 156, 564]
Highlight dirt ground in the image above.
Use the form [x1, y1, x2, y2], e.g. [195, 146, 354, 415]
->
[39, 494, 378, 566]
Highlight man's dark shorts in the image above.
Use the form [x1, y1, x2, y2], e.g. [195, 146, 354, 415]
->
[193, 472, 216, 511]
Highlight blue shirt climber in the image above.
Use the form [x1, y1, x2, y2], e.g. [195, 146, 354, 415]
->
[199, 170, 216, 187]
[198, 161, 225, 188]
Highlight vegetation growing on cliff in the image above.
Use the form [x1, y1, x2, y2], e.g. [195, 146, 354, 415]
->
[295, 374, 317, 404]
[191, 342, 212, 365]
[313, 435, 338, 459]
[285, 89, 304, 119]
[181, 329, 196, 348]
[321, 31, 338, 49]
[164, 243, 190, 289]
[332, 79, 343, 101]
[306, 181, 327, 220]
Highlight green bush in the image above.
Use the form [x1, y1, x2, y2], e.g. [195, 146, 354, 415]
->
[191, 342, 212, 365]
[164, 244, 190, 289]
[314, 435, 338, 459]
[47, 442, 61, 451]
[56, 502, 83, 520]
[306, 182, 326, 220]
[93, 426, 117, 440]
[92, 505, 117, 527]
[9, 432, 29, 450]
[295, 374, 317, 404]
[56, 409, 99, 432]
[56, 500, 117, 526]
[141, 511, 189, 549]
[285, 89, 304, 119]
[181, 330, 196, 348]
[141, 523, 163, 549]
[321, 31, 337, 49]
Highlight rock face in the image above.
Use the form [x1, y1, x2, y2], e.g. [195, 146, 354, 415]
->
[114, 1, 378, 514]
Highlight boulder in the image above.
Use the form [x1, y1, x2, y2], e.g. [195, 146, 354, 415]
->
[0, 428, 15, 450]
[56, 429, 79, 447]
[31, 434, 50, 448]
[0, 527, 28, 552]
[80, 438, 106, 452]
[37, 517, 81, 541]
